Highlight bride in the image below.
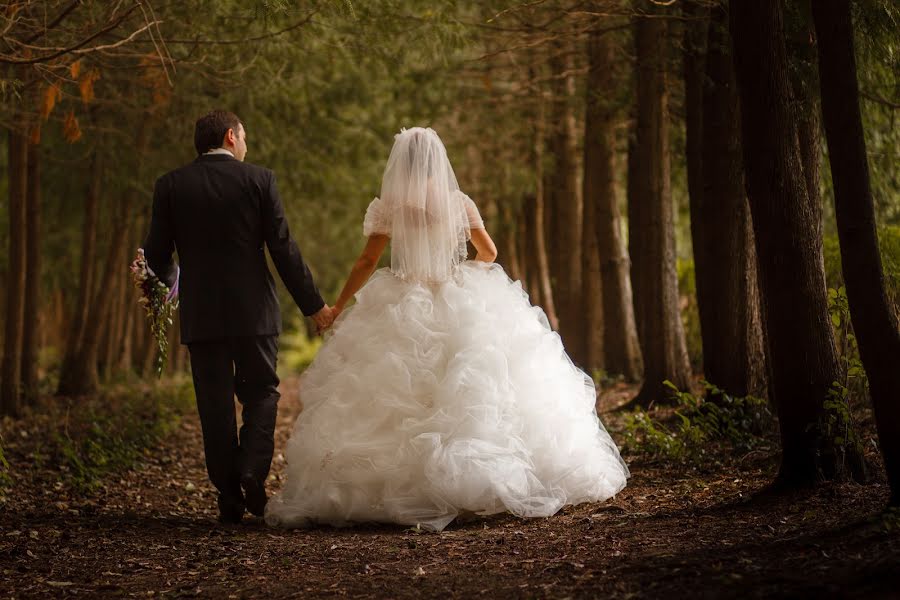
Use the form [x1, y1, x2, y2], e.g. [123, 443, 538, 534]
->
[265, 127, 629, 531]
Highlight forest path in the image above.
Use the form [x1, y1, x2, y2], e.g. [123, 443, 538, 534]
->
[2, 379, 898, 599]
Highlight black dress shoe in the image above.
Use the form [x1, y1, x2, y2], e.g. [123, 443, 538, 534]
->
[240, 473, 268, 517]
[217, 494, 245, 524]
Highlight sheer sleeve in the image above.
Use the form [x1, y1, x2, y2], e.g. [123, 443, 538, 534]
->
[459, 192, 485, 230]
[363, 196, 391, 237]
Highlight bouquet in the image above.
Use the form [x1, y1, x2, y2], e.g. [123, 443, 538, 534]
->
[130, 248, 179, 377]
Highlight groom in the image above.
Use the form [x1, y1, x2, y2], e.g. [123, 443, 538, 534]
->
[141, 110, 333, 523]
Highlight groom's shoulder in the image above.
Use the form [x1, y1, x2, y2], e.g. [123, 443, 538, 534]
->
[157, 160, 198, 181]
[239, 160, 274, 180]
[157, 159, 274, 186]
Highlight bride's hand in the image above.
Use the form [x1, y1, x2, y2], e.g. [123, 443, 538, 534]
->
[331, 304, 344, 321]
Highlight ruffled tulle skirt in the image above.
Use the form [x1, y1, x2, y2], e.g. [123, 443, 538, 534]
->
[265, 262, 629, 531]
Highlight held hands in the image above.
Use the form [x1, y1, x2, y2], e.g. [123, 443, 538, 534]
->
[311, 305, 334, 334]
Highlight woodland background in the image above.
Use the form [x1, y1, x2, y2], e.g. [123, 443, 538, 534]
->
[1, 1, 899, 596]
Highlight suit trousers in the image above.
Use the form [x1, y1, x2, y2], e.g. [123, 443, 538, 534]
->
[187, 335, 280, 502]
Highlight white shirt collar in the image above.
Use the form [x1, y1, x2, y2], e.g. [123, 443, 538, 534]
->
[204, 148, 234, 157]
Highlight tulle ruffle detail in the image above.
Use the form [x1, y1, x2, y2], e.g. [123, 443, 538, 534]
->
[265, 262, 629, 531]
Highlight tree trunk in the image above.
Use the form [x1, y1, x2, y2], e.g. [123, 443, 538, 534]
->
[22, 140, 42, 401]
[582, 188, 604, 374]
[691, 1, 767, 398]
[70, 189, 134, 394]
[120, 214, 147, 375]
[549, 43, 585, 364]
[522, 194, 540, 304]
[682, 0, 711, 374]
[630, 2, 692, 406]
[585, 27, 642, 381]
[627, 134, 644, 347]
[797, 112, 824, 250]
[102, 259, 127, 381]
[60, 120, 151, 394]
[581, 141, 604, 374]
[500, 202, 523, 283]
[788, 2, 825, 248]
[529, 64, 558, 330]
[516, 210, 528, 286]
[133, 298, 147, 373]
[813, 0, 900, 505]
[141, 328, 158, 378]
[119, 290, 136, 375]
[1, 130, 29, 416]
[683, 2, 708, 354]
[57, 153, 102, 395]
[730, 0, 865, 487]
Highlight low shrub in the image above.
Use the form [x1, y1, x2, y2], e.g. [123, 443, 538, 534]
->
[0, 376, 195, 495]
[622, 380, 774, 463]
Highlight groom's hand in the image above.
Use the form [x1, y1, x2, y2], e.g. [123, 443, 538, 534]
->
[311, 305, 334, 334]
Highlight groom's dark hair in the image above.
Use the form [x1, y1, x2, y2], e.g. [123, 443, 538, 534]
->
[194, 110, 243, 155]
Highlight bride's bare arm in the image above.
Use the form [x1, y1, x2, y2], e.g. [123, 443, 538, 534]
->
[333, 234, 390, 317]
[470, 228, 498, 263]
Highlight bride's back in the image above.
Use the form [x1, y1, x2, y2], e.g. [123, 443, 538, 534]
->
[364, 128, 476, 283]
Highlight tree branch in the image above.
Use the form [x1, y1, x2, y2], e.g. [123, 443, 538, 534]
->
[21, 0, 82, 45]
[860, 89, 900, 110]
[0, 3, 140, 65]
[71, 21, 160, 56]
[149, 12, 316, 46]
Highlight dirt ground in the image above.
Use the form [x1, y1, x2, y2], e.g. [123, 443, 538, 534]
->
[2, 380, 899, 599]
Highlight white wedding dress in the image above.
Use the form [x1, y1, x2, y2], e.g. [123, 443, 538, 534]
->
[265, 128, 628, 532]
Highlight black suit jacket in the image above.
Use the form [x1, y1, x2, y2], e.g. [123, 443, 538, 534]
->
[142, 153, 325, 344]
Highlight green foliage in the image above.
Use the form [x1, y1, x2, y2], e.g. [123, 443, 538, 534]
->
[820, 285, 868, 466]
[279, 319, 324, 376]
[821, 380, 866, 467]
[592, 368, 625, 389]
[882, 507, 900, 532]
[827, 285, 870, 401]
[0, 434, 11, 490]
[823, 226, 900, 321]
[851, 1, 900, 225]
[622, 380, 773, 463]
[49, 377, 195, 493]
[677, 259, 703, 370]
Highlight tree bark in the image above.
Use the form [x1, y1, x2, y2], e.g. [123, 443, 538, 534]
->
[69, 188, 134, 394]
[730, 0, 865, 486]
[579, 34, 605, 375]
[788, 2, 825, 247]
[60, 121, 151, 394]
[812, 0, 900, 505]
[683, 2, 708, 337]
[682, 0, 711, 375]
[630, 2, 692, 406]
[691, 1, 767, 398]
[141, 327, 158, 378]
[529, 63, 559, 330]
[57, 152, 102, 395]
[585, 27, 642, 381]
[102, 256, 127, 381]
[500, 202, 523, 283]
[22, 139, 42, 401]
[119, 289, 136, 375]
[549, 43, 585, 364]
[582, 145, 604, 373]
[627, 134, 644, 346]
[1, 129, 29, 416]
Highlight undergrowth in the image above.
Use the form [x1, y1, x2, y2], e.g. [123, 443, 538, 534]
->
[4, 376, 195, 494]
[0, 434, 11, 490]
[622, 380, 774, 463]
